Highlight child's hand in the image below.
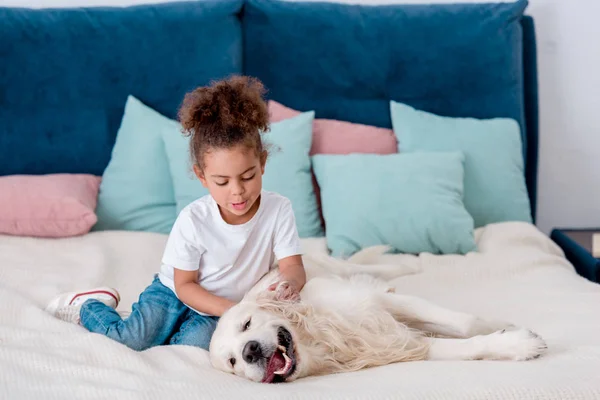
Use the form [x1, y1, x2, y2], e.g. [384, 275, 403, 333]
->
[268, 281, 301, 303]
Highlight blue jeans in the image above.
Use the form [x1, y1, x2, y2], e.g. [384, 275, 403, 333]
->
[80, 275, 219, 351]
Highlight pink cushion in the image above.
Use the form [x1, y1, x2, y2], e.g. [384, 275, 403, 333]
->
[0, 174, 102, 238]
[268, 100, 397, 155]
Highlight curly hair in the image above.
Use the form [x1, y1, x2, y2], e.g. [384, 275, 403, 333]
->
[178, 75, 270, 170]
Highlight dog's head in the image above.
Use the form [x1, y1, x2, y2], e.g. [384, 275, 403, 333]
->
[209, 296, 304, 383]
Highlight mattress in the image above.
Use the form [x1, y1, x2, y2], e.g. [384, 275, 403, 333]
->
[1, 221, 599, 399]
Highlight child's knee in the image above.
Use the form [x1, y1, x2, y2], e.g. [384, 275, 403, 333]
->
[170, 316, 218, 350]
[171, 331, 213, 350]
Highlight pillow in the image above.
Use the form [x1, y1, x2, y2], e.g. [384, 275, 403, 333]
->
[268, 100, 397, 231]
[390, 101, 532, 228]
[268, 100, 397, 156]
[150, 103, 209, 217]
[312, 152, 476, 258]
[0, 174, 101, 238]
[93, 96, 177, 234]
[97, 95, 323, 238]
[262, 111, 323, 238]
[161, 105, 324, 238]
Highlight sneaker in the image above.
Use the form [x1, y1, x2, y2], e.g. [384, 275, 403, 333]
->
[45, 287, 121, 325]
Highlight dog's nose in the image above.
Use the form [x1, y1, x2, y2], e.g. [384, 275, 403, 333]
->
[242, 341, 263, 364]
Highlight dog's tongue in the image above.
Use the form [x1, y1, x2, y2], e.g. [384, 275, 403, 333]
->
[263, 351, 286, 383]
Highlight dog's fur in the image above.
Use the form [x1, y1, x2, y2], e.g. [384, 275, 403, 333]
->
[209, 245, 547, 383]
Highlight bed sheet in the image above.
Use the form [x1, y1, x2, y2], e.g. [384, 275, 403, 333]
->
[1, 222, 599, 399]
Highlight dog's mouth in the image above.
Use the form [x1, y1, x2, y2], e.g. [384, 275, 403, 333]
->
[262, 326, 296, 384]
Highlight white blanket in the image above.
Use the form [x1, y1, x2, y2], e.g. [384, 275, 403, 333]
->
[1, 222, 599, 399]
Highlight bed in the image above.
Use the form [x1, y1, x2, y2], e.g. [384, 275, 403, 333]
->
[2, 223, 600, 398]
[1, 0, 600, 398]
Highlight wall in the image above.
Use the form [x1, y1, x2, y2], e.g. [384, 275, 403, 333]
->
[2, 0, 598, 234]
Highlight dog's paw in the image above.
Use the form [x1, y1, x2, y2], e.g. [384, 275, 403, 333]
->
[482, 328, 547, 361]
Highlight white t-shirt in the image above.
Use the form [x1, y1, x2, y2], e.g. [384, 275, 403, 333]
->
[158, 190, 302, 316]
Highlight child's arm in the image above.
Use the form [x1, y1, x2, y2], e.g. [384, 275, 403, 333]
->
[173, 268, 236, 316]
[275, 254, 306, 292]
[268, 199, 306, 298]
[268, 254, 306, 301]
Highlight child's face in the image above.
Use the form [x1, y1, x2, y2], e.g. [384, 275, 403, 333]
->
[194, 144, 266, 225]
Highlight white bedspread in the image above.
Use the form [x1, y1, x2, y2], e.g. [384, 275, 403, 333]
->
[1, 222, 599, 399]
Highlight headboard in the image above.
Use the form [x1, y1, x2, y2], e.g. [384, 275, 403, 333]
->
[0, 0, 538, 221]
[521, 15, 540, 222]
[243, 0, 539, 222]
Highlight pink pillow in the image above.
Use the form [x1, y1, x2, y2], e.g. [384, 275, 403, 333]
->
[0, 174, 102, 238]
[268, 100, 398, 232]
[268, 100, 398, 155]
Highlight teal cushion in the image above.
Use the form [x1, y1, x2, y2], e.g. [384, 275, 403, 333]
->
[262, 111, 323, 238]
[312, 152, 476, 258]
[162, 109, 323, 238]
[96, 95, 323, 238]
[157, 109, 210, 215]
[390, 101, 532, 228]
[94, 96, 177, 234]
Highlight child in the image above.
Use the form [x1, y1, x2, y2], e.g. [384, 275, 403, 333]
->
[46, 76, 307, 351]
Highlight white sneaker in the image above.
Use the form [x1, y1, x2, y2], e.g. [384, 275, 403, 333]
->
[45, 287, 121, 324]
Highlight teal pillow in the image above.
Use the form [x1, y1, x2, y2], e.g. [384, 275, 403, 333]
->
[390, 101, 532, 228]
[158, 106, 324, 238]
[161, 110, 323, 238]
[262, 111, 324, 238]
[312, 152, 476, 258]
[95, 96, 323, 238]
[156, 110, 210, 214]
[94, 96, 177, 234]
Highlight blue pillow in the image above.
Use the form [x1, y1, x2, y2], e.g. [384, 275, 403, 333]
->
[390, 101, 532, 228]
[312, 152, 476, 258]
[94, 96, 177, 234]
[162, 110, 324, 238]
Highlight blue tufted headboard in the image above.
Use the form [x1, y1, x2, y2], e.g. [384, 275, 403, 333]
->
[521, 15, 540, 222]
[0, 0, 539, 221]
[0, 0, 245, 178]
[242, 0, 539, 222]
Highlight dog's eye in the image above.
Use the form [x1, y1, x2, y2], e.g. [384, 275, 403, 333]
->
[229, 358, 236, 368]
[243, 318, 251, 332]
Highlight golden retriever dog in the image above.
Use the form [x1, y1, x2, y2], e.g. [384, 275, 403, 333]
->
[209, 244, 547, 383]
